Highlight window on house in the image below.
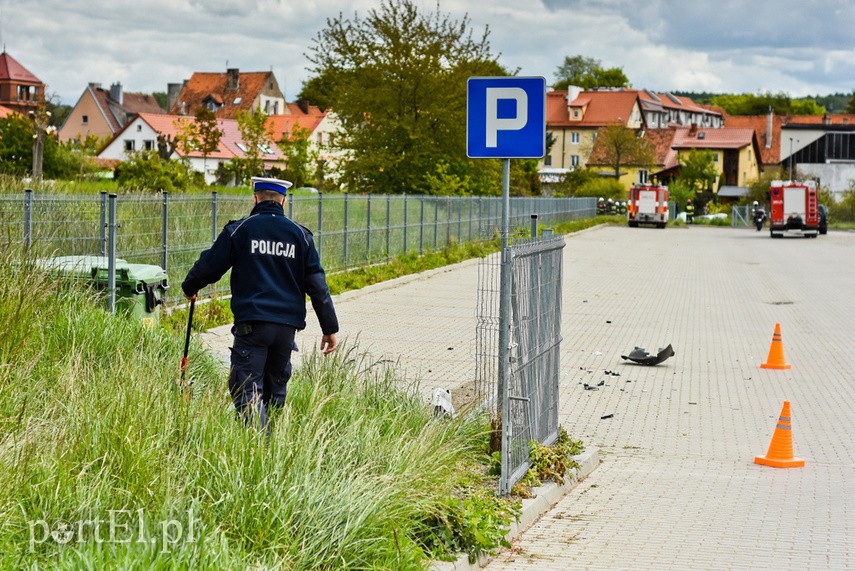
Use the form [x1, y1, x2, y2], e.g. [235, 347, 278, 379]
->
[137, 125, 142, 132]
[264, 101, 270, 113]
[571, 155, 580, 167]
[571, 132, 580, 144]
[713, 153, 719, 162]
[638, 169, 649, 184]
[544, 155, 553, 166]
[236, 142, 248, 153]
[573, 109, 579, 119]
[317, 133, 323, 145]
[143, 140, 155, 151]
[124, 140, 136, 152]
[82, 115, 89, 125]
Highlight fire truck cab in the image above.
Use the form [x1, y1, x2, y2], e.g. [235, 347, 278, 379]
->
[628, 184, 669, 228]
[769, 180, 819, 238]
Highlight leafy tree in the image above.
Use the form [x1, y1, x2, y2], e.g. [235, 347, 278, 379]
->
[153, 92, 168, 111]
[846, 92, 855, 114]
[297, 76, 336, 112]
[275, 124, 314, 188]
[553, 55, 629, 91]
[175, 108, 223, 182]
[305, 0, 508, 195]
[597, 124, 654, 180]
[676, 150, 717, 194]
[0, 114, 37, 175]
[114, 149, 202, 191]
[0, 113, 91, 179]
[710, 92, 825, 116]
[230, 109, 275, 185]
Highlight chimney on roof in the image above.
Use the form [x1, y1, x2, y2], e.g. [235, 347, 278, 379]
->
[822, 114, 831, 125]
[227, 68, 240, 91]
[297, 99, 310, 114]
[688, 123, 698, 137]
[109, 82, 123, 105]
[766, 106, 773, 149]
[167, 83, 183, 112]
[566, 85, 582, 104]
[89, 82, 102, 90]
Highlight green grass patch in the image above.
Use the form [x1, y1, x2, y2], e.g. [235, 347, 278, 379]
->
[0, 247, 525, 568]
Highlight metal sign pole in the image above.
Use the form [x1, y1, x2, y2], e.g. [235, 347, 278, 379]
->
[498, 158, 512, 495]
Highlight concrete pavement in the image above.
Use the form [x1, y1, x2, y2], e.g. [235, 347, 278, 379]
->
[201, 224, 855, 569]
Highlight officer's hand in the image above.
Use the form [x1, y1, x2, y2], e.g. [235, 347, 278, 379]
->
[320, 334, 337, 355]
[184, 291, 197, 301]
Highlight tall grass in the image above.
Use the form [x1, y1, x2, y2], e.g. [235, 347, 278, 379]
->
[0, 246, 511, 569]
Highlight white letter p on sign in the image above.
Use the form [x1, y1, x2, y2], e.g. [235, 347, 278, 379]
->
[485, 87, 528, 148]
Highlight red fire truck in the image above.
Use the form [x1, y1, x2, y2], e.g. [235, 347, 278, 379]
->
[627, 184, 669, 228]
[769, 180, 819, 238]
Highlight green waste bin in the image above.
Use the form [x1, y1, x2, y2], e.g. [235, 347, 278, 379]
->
[37, 255, 169, 328]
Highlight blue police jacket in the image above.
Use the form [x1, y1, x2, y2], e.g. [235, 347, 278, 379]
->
[182, 200, 339, 335]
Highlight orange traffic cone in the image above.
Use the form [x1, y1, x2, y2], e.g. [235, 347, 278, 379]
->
[754, 400, 804, 468]
[761, 322, 791, 370]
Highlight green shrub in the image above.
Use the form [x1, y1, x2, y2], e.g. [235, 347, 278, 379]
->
[575, 176, 625, 200]
[114, 150, 205, 192]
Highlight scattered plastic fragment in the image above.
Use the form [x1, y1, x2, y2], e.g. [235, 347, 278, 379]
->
[600, 413, 614, 419]
[620, 344, 675, 366]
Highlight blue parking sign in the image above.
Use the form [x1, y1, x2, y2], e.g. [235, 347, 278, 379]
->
[467, 77, 546, 159]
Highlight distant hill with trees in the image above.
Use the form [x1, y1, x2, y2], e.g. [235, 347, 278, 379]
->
[673, 91, 851, 116]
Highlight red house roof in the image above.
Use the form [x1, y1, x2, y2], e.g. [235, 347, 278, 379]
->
[169, 70, 279, 119]
[547, 90, 641, 128]
[0, 51, 41, 84]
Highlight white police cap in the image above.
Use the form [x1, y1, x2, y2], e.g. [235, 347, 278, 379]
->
[251, 176, 293, 194]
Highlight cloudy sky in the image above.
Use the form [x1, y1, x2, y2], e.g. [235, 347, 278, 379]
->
[4, 0, 854, 106]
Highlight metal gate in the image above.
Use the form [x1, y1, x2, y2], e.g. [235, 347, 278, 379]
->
[475, 234, 565, 494]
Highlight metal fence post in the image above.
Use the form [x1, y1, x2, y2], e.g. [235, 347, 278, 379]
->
[434, 199, 439, 249]
[99, 191, 107, 255]
[23, 188, 33, 250]
[386, 193, 391, 263]
[161, 191, 169, 271]
[478, 196, 483, 238]
[403, 193, 408, 253]
[419, 196, 424, 255]
[211, 191, 218, 243]
[343, 193, 349, 266]
[366, 194, 372, 263]
[107, 193, 118, 314]
[468, 198, 473, 242]
[288, 192, 294, 220]
[446, 196, 451, 246]
[317, 192, 323, 263]
[531, 214, 538, 238]
[457, 196, 462, 242]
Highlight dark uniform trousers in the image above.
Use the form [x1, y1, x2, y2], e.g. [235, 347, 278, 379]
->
[229, 320, 296, 428]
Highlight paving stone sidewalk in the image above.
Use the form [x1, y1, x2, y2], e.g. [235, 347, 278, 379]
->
[200, 224, 855, 569]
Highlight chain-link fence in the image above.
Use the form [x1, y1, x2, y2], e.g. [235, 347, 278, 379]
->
[476, 232, 565, 494]
[1, 190, 594, 306]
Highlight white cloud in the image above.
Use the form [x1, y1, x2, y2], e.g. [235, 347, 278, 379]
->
[1, 0, 852, 105]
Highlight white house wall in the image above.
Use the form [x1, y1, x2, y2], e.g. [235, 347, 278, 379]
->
[99, 119, 162, 159]
[798, 163, 855, 201]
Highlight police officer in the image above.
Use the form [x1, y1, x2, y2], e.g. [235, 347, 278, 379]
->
[685, 199, 695, 224]
[182, 177, 339, 429]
